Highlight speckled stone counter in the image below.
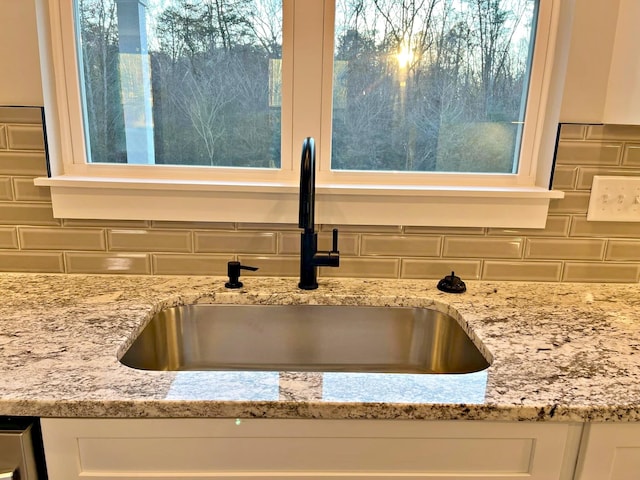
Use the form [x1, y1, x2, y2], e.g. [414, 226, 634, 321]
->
[1, 273, 640, 422]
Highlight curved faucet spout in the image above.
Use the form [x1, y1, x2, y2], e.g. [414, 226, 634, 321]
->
[298, 137, 315, 233]
[297, 137, 340, 290]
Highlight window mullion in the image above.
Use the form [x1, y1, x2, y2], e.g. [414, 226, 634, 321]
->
[290, 0, 328, 169]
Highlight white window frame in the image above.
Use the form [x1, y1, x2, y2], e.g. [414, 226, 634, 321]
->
[34, 0, 571, 227]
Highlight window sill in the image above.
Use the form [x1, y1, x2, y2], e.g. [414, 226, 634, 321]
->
[34, 176, 564, 227]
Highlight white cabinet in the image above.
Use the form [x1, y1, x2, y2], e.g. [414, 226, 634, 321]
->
[41, 418, 582, 480]
[603, 0, 640, 125]
[575, 423, 640, 480]
[561, 0, 640, 125]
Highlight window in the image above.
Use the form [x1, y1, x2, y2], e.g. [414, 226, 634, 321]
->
[35, 0, 571, 227]
[77, 0, 283, 169]
[330, 0, 536, 175]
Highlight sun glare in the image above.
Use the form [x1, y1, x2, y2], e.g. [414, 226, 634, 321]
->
[396, 43, 414, 69]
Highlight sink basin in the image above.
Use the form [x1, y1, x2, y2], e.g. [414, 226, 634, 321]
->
[120, 304, 489, 374]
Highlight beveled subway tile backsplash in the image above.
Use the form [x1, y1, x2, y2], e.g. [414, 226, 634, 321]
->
[153, 254, 230, 276]
[194, 231, 277, 254]
[0, 251, 64, 273]
[605, 240, 640, 261]
[279, 232, 358, 256]
[555, 141, 622, 166]
[361, 235, 441, 257]
[0, 151, 48, 175]
[237, 255, 299, 277]
[548, 192, 591, 214]
[570, 216, 640, 238]
[0, 203, 59, 226]
[0, 107, 42, 124]
[6, 125, 45, 150]
[558, 124, 585, 140]
[12, 177, 51, 202]
[487, 216, 571, 237]
[576, 167, 639, 189]
[0, 177, 12, 201]
[587, 125, 640, 141]
[482, 261, 563, 282]
[549, 167, 578, 190]
[108, 229, 192, 252]
[562, 262, 639, 283]
[0, 228, 18, 249]
[400, 259, 481, 280]
[442, 237, 524, 259]
[2, 106, 640, 282]
[19, 227, 105, 251]
[622, 144, 640, 166]
[525, 238, 606, 261]
[320, 257, 400, 278]
[65, 252, 151, 274]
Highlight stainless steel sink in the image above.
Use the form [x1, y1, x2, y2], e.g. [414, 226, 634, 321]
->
[120, 304, 489, 374]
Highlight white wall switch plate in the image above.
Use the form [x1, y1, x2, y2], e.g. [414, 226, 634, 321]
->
[587, 175, 640, 222]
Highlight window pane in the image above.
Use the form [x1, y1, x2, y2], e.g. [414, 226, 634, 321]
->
[76, 0, 282, 168]
[332, 0, 537, 173]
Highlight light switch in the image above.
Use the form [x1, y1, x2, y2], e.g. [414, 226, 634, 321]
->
[587, 176, 640, 221]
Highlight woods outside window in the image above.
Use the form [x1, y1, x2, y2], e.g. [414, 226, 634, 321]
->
[34, 0, 572, 226]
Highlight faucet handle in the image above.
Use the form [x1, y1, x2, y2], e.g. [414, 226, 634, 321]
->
[331, 228, 339, 254]
[225, 261, 259, 289]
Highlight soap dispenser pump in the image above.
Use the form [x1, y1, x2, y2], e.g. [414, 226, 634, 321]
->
[225, 261, 258, 289]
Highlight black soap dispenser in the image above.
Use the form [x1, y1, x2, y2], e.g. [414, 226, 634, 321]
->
[225, 261, 258, 289]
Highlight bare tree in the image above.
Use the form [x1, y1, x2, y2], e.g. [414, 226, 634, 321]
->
[77, 0, 534, 172]
[78, 0, 124, 162]
[467, 0, 532, 118]
[332, 0, 535, 172]
[247, 0, 282, 57]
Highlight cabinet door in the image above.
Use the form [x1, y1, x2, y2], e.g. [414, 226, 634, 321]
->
[42, 418, 581, 480]
[576, 423, 640, 480]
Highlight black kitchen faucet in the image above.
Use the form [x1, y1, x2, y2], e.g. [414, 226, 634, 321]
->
[298, 137, 340, 289]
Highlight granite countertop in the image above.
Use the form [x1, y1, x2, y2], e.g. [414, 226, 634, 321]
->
[1, 273, 640, 422]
